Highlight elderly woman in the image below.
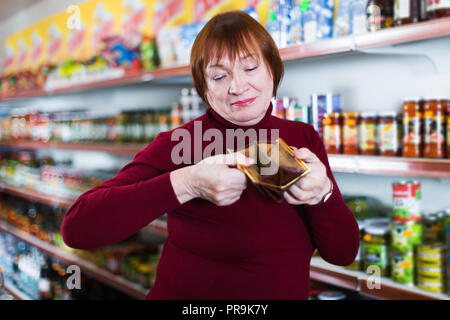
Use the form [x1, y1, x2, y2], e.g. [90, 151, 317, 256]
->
[61, 11, 359, 300]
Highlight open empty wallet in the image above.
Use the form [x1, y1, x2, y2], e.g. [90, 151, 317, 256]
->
[229, 137, 310, 203]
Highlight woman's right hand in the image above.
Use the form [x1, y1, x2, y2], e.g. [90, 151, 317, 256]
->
[170, 152, 254, 206]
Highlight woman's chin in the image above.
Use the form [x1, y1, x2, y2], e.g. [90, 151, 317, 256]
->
[230, 106, 263, 122]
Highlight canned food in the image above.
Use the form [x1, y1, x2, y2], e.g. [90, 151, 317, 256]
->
[416, 244, 445, 264]
[417, 261, 445, 278]
[391, 251, 414, 285]
[392, 181, 421, 222]
[391, 221, 416, 252]
[417, 275, 445, 293]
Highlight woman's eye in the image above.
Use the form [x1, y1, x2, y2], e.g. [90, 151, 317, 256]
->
[213, 75, 225, 81]
[246, 66, 258, 72]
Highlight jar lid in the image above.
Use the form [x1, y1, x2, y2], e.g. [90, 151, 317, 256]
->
[342, 111, 360, 116]
[378, 112, 397, 117]
[422, 212, 438, 221]
[403, 97, 421, 102]
[360, 112, 377, 118]
[357, 219, 366, 231]
[364, 219, 390, 235]
[317, 290, 347, 300]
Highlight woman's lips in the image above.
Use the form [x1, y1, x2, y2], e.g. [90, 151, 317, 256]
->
[231, 97, 256, 107]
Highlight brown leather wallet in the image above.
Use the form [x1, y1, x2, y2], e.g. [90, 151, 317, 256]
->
[229, 137, 310, 203]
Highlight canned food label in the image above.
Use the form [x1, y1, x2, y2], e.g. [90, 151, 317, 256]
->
[393, 183, 421, 221]
[391, 252, 414, 284]
[391, 223, 415, 252]
[417, 266, 444, 277]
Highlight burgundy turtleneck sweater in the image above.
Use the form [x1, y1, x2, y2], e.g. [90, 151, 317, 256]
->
[61, 103, 359, 300]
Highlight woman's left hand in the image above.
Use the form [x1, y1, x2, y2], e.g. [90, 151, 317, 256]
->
[284, 147, 331, 205]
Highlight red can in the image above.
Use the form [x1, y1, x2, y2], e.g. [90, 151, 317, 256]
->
[392, 181, 421, 222]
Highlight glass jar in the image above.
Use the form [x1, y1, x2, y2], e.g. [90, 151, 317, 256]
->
[367, 0, 394, 31]
[394, 0, 421, 25]
[377, 112, 401, 156]
[402, 97, 423, 158]
[363, 218, 391, 276]
[342, 112, 360, 155]
[427, 0, 450, 19]
[447, 100, 450, 158]
[358, 113, 377, 155]
[323, 113, 342, 154]
[423, 98, 446, 158]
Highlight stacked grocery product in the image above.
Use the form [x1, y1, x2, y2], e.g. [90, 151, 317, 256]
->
[0, 194, 65, 247]
[322, 97, 449, 158]
[266, 0, 448, 48]
[343, 185, 450, 294]
[0, 187, 165, 298]
[2, 1, 450, 97]
[0, 150, 116, 200]
[390, 181, 422, 285]
[0, 88, 205, 144]
[415, 210, 449, 293]
[0, 233, 143, 300]
[1, 35, 159, 96]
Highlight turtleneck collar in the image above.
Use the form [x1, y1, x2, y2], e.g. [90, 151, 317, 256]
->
[206, 102, 274, 130]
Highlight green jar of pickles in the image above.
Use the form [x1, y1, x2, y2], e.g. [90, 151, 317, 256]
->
[363, 219, 391, 276]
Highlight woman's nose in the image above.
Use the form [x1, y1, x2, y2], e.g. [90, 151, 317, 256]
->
[229, 73, 247, 95]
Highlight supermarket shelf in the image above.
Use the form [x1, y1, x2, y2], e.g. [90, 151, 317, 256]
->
[328, 154, 450, 179]
[0, 182, 75, 208]
[4, 282, 33, 300]
[0, 220, 148, 300]
[0, 141, 147, 157]
[2, 18, 450, 102]
[353, 16, 450, 49]
[0, 182, 169, 237]
[310, 256, 450, 300]
[0, 65, 191, 101]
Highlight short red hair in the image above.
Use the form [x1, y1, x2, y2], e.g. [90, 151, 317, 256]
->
[190, 10, 284, 107]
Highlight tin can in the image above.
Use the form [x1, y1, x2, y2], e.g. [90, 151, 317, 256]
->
[416, 244, 445, 264]
[310, 94, 342, 139]
[391, 251, 414, 285]
[391, 221, 416, 252]
[392, 181, 421, 222]
[417, 275, 445, 293]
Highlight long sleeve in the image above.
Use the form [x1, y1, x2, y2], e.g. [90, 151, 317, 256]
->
[61, 132, 181, 250]
[299, 126, 360, 266]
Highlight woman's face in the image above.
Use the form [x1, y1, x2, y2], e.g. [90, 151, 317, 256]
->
[205, 51, 274, 126]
